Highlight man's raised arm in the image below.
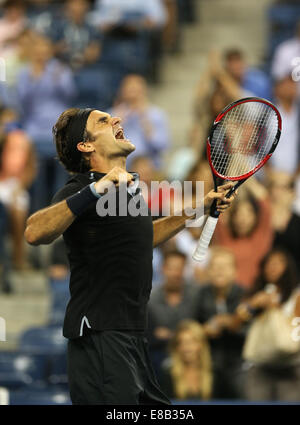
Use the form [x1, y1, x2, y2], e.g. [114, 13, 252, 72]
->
[153, 183, 235, 247]
[25, 166, 134, 246]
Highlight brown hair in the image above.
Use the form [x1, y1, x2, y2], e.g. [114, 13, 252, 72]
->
[53, 108, 95, 173]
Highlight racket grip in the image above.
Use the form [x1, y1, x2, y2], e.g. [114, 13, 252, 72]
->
[192, 216, 219, 262]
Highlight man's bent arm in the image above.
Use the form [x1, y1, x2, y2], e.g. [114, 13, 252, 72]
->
[24, 201, 75, 246]
[153, 183, 235, 247]
[153, 211, 197, 247]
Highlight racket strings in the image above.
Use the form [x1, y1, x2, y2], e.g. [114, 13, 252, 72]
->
[211, 102, 278, 178]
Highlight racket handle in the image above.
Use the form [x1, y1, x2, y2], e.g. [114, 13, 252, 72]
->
[192, 216, 219, 262]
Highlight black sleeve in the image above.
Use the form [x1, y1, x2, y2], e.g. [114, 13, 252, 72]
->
[51, 182, 83, 205]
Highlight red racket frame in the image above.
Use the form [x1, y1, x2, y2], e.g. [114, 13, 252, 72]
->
[207, 97, 282, 181]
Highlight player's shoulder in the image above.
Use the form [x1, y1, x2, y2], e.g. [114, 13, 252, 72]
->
[51, 173, 91, 205]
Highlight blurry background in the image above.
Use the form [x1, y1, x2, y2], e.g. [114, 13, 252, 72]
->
[1, 0, 300, 405]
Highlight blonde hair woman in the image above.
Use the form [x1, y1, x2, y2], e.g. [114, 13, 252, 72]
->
[160, 320, 213, 400]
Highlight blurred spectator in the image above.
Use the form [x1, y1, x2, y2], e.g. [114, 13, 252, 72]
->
[130, 154, 176, 218]
[191, 50, 253, 157]
[4, 29, 33, 89]
[53, 0, 101, 71]
[269, 75, 300, 175]
[224, 49, 272, 100]
[130, 154, 160, 214]
[267, 171, 300, 278]
[238, 248, 300, 401]
[215, 178, 273, 289]
[50, 0, 104, 107]
[161, 0, 179, 54]
[0, 0, 28, 58]
[0, 129, 36, 269]
[148, 250, 200, 374]
[27, 0, 62, 37]
[93, 0, 166, 29]
[175, 227, 209, 285]
[195, 247, 246, 399]
[111, 74, 170, 168]
[17, 32, 76, 212]
[1, 29, 34, 110]
[160, 320, 213, 400]
[271, 20, 300, 89]
[92, 0, 167, 85]
[172, 159, 214, 283]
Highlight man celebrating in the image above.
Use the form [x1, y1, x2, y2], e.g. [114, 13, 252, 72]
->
[25, 108, 235, 405]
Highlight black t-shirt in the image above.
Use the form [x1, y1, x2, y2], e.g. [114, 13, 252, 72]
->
[51, 171, 154, 339]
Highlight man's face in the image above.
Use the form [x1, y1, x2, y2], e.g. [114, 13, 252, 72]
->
[226, 57, 245, 82]
[162, 255, 186, 290]
[208, 253, 236, 289]
[66, 0, 88, 22]
[85, 110, 135, 158]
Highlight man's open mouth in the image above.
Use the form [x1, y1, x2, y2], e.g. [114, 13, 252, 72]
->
[115, 128, 125, 140]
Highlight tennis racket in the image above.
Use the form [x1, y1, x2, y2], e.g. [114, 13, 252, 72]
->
[192, 97, 282, 262]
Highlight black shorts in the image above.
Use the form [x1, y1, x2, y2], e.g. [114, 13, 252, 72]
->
[67, 330, 171, 405]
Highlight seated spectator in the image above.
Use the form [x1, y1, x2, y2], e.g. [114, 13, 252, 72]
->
[53, 0, 102, 71]
[49, 0, 105, 108]
[160, 320, 213, 400]
[0, 129, 36, 269]
[148, 250, 200, 375]
[215, 178, 273, 288]
[17, 32, 76, 212]
[236, 248, 300, 401]
[0, 0, 28, 58]
[27, 0, 61, 36]
[111, 74, 170, 168]
[195, 247, 245, 399]
[271, 19, 300, 93]
[92, 0, 167, 85]
[267, 171, 300, 278]
[4, 29, 33, 90]
[269, 75, 300, 175]
[1, 29, 34, 110]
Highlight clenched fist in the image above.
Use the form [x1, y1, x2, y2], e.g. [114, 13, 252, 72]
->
[94, 167, 134, 195]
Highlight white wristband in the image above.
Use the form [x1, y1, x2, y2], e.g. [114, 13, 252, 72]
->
[89, 182, 102, 199]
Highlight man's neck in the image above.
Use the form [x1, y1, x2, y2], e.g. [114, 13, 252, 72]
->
[90, 156, 127, 174]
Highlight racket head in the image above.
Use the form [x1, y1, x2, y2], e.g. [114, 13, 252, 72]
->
[207, 97, 282, 182]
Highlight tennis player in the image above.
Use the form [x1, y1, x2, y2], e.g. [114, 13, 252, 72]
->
[24, 108, 235, 405]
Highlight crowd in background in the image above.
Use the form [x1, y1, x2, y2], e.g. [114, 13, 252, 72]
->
[1, 0, 300, 404]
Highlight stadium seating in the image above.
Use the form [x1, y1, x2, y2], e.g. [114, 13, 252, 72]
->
[267, 4, 300, 62]
[48, 277, 69, 326]
[8, 389, 71, 405]
[19, 326, 67, 355]
[0, 351, 47, 390]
